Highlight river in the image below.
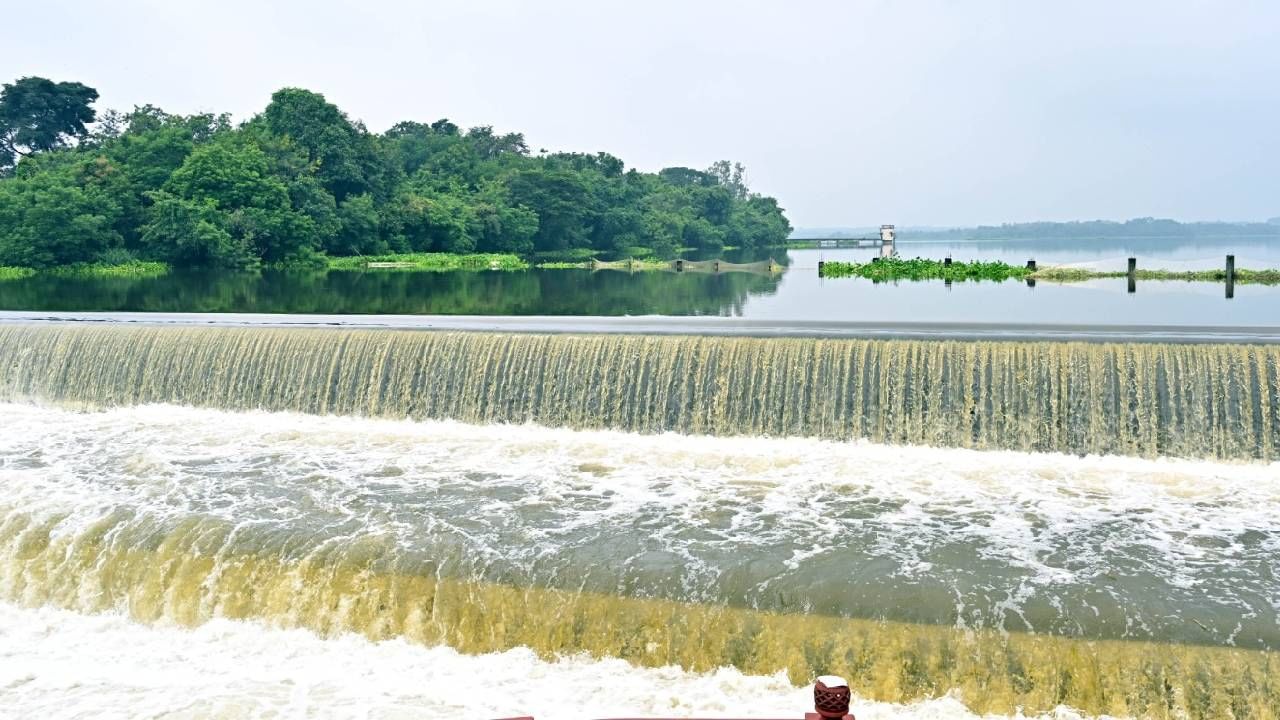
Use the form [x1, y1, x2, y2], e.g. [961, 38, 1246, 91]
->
[0, 238, 1278, 327]
[0, 236, 1278, 718]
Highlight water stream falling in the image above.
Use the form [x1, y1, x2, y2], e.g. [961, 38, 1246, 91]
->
[1, 324, 1278, 718]
[0, 324, 1276, 459]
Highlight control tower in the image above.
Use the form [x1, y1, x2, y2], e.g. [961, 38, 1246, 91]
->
[879, 224, 897, 258]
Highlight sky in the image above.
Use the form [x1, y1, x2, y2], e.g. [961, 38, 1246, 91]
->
[4, 0, 1278, 228]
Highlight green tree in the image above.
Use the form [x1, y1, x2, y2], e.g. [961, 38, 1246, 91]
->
[0, 77, 99, 174]
[469, 181, 539, 253]
[707, 160, 749, 200]
[658, 166, 717, 188]
[333, 193, 384, 255]
[505, 167, 596, 251]
[141, 192, 249, 267]
[0, 158, 126, 267]
[466, 126, 528, 160]
[385, 184, 475, 253]
[260, 88, 394, 203]
[143, 140, 316, 266]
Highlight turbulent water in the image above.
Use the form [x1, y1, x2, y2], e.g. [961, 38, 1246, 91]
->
[1, 604, 1093, 720]
[0, 402, 1277, 717]
[1, 324, 1277, 459]
[1, 324, 1279, 718]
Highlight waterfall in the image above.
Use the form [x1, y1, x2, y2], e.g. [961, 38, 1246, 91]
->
[3, 323, 1279, 717]
[1, 324, 1276, 459]
[1, 496, 1275, 718]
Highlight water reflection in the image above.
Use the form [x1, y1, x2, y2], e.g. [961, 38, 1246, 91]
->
[1, 238, 1277, 326]
[0, 267, 784, 317]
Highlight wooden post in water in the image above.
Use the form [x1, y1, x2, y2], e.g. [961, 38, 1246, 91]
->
[1127, 257, 1137, 294]
[1226, 254, 1235, 299]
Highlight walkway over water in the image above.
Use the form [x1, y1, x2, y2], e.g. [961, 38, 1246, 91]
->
[4, 310, 1280, 343]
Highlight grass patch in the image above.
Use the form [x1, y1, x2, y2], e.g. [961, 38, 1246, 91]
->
[819, 257, 1032, 282]
[0, 266, 37, 281]
[0, 261, 170, 280]
[45, 261, 171, 279]
[327, 253, 528, 271]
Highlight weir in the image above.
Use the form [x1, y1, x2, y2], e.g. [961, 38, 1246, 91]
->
[1, 324, 1277, 460]
[1, 501, 1276, 719]
[2, 322, 1279, 718]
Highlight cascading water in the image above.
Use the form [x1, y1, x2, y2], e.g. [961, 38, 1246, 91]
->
[0, 324, 1276, 459]
[1, 324, 1277, 718]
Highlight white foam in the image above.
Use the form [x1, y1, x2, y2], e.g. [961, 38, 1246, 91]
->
[1, 402, 1278, 645]
[0, 601, 1102, 720]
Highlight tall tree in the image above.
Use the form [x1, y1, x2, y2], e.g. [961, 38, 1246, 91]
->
[0, 77, 99, 174]
[142, 139, 316, 266]
[260, 88, 393, 202]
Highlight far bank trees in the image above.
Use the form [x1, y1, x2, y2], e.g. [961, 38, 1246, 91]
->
[0, 77, 792, 269]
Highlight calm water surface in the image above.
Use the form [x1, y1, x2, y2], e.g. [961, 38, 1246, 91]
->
[1, 237, 1276, 326]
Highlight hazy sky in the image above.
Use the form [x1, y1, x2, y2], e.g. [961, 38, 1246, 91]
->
[5, 0, 1277, 227]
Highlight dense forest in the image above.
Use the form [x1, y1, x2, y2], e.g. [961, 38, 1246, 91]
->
[0, 77, 791, 269]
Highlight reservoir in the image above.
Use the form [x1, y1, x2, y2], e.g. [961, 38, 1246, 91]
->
[2, 238, 1279, 328]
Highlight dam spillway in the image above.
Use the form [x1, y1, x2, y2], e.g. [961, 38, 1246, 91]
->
[1, 322, 1279, 718]
[0, 323, 1277, 460]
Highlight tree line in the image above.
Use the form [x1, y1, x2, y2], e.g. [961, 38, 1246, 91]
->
[0, 77, 792, 269]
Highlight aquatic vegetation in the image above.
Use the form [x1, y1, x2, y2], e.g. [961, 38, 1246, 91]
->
[820, 258, 1280, 284]
[45, 261, 171, 279]
[327, 253, 528, 271]
[819, 257, 1032, 281]
[1033, 267, 1280, 284]
[1236, 268, 1280, 283]
[0, 266, 36, 281]
[0, 262, 169, 280]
